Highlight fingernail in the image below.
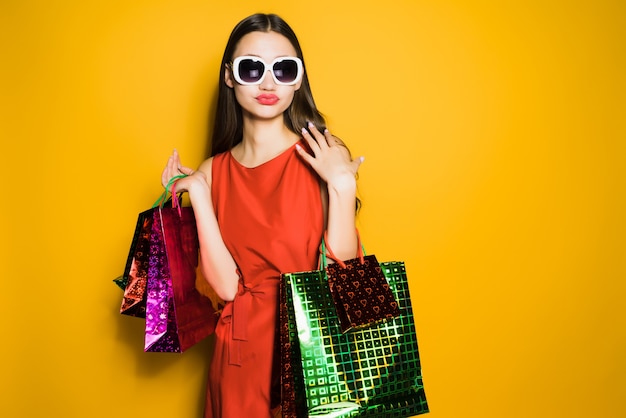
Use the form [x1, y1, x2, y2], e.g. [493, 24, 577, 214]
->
[301, 127, 307, 134]
[360, 156, 365, 163]
[295, 143, 302, 150]
[308, 121, 314, 128]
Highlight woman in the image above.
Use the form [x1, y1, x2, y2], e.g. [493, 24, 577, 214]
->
[161, 13, 363, 417]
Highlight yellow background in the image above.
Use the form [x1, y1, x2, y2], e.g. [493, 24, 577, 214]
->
[1, 0, 624, 417]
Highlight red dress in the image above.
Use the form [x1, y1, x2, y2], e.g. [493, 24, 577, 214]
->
[205, 142, 324, 417]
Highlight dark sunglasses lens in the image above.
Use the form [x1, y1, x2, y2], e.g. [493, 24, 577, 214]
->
[238, 59, 265, 83]
[273, 59, 299, 83]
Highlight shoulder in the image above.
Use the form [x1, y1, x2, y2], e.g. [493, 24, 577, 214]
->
[196, 150, 233, 186]
[197, 157, 215, 185]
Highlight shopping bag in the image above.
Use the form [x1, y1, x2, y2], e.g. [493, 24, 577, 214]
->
[280, 252, 429, 417]
[117, 209, 154, 317]
[324, 235, 400, 332]
[115, 175, 219, 353]
[116, 187, 183, 316]
[279, 275, 310, 418]
[143, 188, 218, 353]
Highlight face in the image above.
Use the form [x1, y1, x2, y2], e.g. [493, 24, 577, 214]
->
[225, 31, 303, 121]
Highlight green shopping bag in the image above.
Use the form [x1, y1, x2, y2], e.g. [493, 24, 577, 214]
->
[279, 257, 429, 417]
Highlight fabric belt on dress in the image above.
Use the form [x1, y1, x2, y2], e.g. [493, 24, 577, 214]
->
[220, 273, 278, 366]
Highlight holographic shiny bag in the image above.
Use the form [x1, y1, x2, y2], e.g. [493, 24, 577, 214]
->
[280, 254, 429, 417]
[117, 209, 154, 317]
[115, 176, 218, 353]
[143, 188, 218, 353]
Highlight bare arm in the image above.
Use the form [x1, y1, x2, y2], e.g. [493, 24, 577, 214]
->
[296, 123, 364, 261]
[162, 151, 239, 301]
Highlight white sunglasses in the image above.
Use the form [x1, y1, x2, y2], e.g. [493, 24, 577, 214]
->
[229, 56, 303, 86]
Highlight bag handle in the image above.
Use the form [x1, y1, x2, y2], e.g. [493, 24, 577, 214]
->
[152, 174, 187, 211]
[321, 229, 365, 269]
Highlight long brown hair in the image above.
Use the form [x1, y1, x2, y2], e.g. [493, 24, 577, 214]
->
[210, 14, 327, 156]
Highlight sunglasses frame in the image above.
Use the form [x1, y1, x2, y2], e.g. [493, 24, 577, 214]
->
[230, 56, 304, 86]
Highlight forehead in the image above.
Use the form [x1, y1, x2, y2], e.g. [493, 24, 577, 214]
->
[232, 31, 297, 59]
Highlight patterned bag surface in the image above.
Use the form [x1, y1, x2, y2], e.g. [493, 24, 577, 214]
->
[116, 176, 218, 353]
[281, 261, 429, 417]
[144, 208, 175, 351]
[326, 251, 400, 333]
[119, 209, 154, 317]
[144, 205, 218, 353]
[279, 278, 308, 417]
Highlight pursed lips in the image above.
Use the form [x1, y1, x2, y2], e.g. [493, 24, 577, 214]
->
[256, 94, 279, 105]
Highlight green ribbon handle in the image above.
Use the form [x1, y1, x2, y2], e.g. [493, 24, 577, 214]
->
[152, 174, 188, 208]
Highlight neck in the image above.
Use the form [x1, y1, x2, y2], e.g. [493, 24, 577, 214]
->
[233, 117, 300, 167]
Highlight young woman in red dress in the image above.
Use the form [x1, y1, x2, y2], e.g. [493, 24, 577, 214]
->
[161, 13, 363, 417]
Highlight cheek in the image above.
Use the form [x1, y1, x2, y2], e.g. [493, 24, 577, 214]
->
[277, 89, 297, 112]
[233, 87, 245, 103]
[285, 89, 296, 103]
[232, 85, 255, 104]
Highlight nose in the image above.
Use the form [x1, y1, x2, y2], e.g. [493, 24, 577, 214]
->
[259, 69, 276, 90]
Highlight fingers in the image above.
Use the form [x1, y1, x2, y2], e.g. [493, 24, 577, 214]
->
[296, 123, 366, 184]
[179, 166, 195, 176]
[352, 155, 365, 173]
[161, 149, 194, 188]
[300, 125, 318, 154]
[301, 122, 331, 153]
[295, 142, 314, 165]
[322, 127, 336, 146]
[162, 151, 176, 187]
[170, 149, 182, 173]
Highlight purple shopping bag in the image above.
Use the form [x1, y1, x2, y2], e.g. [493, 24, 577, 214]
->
[144, 200, 218, 353]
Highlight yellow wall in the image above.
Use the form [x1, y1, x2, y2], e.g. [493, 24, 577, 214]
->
[1, 0, 624, 417]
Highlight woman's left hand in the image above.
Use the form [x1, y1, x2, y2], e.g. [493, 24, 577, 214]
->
[296, 123, 364, 190]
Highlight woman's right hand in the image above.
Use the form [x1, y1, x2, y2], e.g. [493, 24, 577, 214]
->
[161, 149, 196, 189]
